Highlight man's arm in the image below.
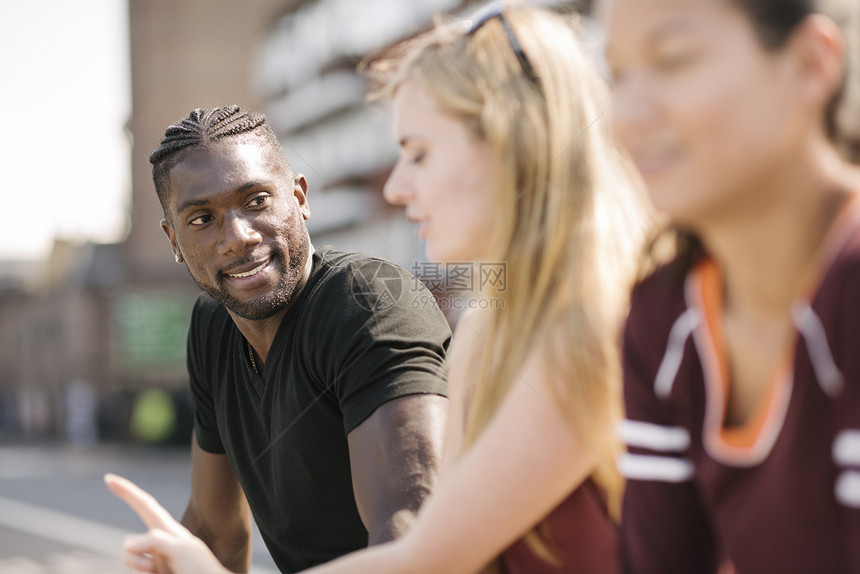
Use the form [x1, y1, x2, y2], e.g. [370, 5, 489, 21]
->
[182, 434, 253, 573]
[347, 393, 448, 545]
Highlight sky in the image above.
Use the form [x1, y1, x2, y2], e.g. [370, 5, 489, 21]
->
[0, 0, 130, 261]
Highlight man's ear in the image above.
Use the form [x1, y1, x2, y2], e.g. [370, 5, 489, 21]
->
[293, 174, 311, 220]
[161, 219, 183, 263]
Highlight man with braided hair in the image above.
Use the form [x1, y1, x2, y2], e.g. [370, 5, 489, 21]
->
[141, 105, 450, 573]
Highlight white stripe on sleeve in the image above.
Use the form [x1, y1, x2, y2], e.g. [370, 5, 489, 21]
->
[618, 419, 691, 453]
[833, 430, 860, 467]
[618, 453, 695, 483]
[835, 470, 860, 508]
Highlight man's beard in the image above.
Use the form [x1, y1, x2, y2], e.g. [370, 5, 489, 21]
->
[190, 230, 310, 321]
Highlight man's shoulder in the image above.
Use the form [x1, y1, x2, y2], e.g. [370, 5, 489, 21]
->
[303, 248, 450, 340]
[313, 249, 417, 284]
[308, 248, 428, 310]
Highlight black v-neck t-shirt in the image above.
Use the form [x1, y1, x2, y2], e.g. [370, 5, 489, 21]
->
[187, 249, 450, 572]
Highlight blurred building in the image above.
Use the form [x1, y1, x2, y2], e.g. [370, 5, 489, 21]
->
[0, 242, 125, 439]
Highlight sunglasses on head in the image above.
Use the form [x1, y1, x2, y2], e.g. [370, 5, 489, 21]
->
[464, 2, 540, 87]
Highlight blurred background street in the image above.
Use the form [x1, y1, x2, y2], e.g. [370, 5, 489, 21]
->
[0, 443, 278, 573]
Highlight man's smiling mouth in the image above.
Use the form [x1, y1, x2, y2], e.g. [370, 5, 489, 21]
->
[226, 259, 269, 278]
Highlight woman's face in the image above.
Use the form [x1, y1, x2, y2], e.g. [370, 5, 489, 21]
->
[605, 0, 809, 227]
[385, 78, 503, 263]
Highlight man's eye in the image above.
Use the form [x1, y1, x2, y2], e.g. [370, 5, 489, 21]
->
[247, 195, 269, 208]
[189, 214, 213, 226]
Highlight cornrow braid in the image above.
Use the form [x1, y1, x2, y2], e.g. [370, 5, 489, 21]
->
[151, 105, 291, 215]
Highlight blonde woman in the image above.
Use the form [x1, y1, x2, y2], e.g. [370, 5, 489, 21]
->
[106, 3, 650, 572]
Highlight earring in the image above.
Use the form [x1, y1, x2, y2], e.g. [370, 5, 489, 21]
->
[175, 253, 182, 263]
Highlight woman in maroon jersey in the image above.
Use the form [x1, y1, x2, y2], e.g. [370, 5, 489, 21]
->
[105, 3, 652, 573]
[603, 0, 860, 572]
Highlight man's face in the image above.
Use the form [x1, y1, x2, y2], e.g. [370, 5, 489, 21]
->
[161, 138, 311, 321]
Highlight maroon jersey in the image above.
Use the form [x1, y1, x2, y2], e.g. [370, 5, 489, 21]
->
[619, 194, 860, 573]
[500, 479, 617, 574]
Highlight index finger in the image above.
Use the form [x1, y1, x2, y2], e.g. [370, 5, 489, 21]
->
[104, 473, 184, 534]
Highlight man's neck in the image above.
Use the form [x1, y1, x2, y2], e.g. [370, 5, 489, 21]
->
[229, 245, 316, 366]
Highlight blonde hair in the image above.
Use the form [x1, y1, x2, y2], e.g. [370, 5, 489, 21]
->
[367, 2, 652, 565]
